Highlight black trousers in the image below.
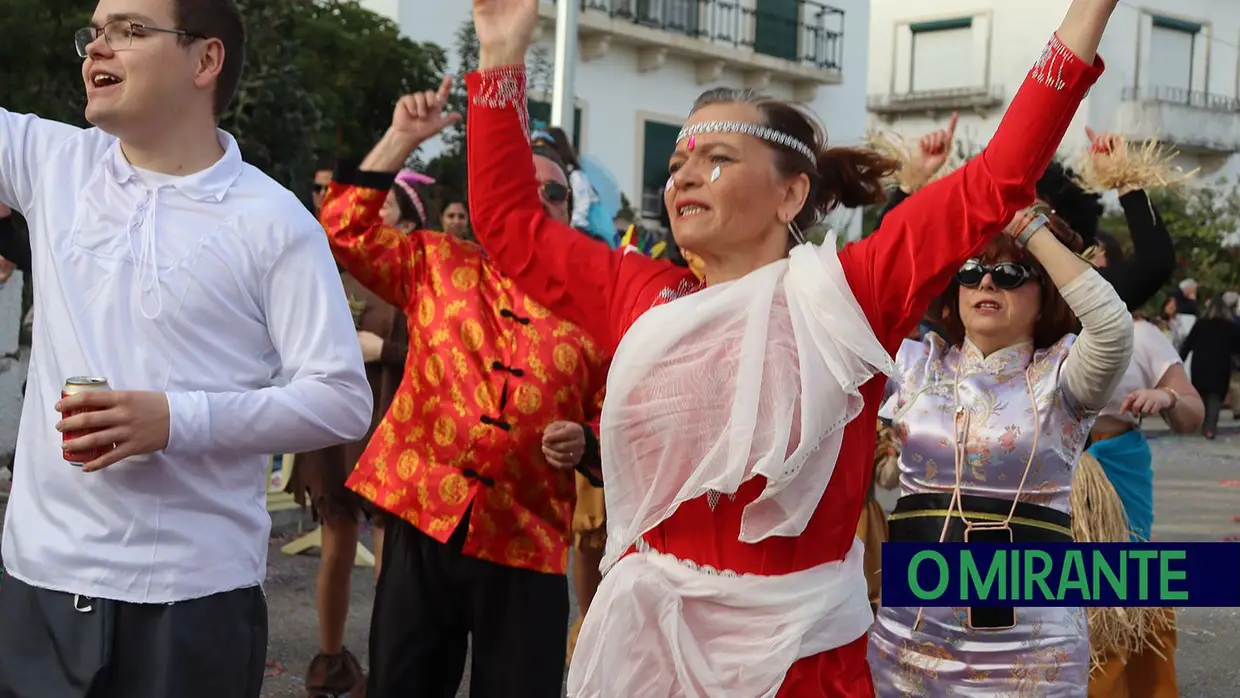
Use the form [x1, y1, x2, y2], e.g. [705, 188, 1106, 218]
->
[1204, 392, 1225, 434]
[0, 572, 267, 698]
[367, 515, 568, 698]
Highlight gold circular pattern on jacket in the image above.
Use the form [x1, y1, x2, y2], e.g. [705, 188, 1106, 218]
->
[438, 472, 470, 506]
[396, 450, 420, 479]
[390, 392, 414, 422]
[355, 481, 379, 502]
[522, 296, 551, 319]
[505, 536, 537, 566]
[552, 343, 579, 375]
[460, 319, 485, 351]
[514, 383, 542, 415]
[474, 382, 499, 412]
[417, 296, 436, 327]
[424, 354, 446, 386]
[451, 266, 480, 291]
[433, 415, 457, 446]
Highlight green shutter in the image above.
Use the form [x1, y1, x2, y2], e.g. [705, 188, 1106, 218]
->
[1152, 15, 1202, 34]
[754, 0, 800, 62]
[910, 17, 973, 33]
[527, 100, 583, 150]
[642, 121, 681, 216]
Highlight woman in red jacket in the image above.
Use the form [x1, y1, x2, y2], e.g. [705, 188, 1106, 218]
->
[461, 2, 1118, 694]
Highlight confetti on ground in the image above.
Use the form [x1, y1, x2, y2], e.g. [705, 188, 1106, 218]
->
[1231, 515, 1240, 523]
[265, 661, 285, 678]
[1220, 480, 1240, 488]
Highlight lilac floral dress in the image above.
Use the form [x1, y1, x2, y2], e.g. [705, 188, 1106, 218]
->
[868, 334, 1095, 697]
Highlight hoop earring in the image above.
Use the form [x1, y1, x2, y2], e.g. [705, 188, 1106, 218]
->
[788, 220, 807, 246]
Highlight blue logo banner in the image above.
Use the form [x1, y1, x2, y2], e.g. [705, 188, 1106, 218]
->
[881, 543, 1240, 607]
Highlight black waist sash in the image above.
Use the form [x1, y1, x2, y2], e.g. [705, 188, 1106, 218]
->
[887, 492, 1073, 543]
[887, 493, 1073, 628]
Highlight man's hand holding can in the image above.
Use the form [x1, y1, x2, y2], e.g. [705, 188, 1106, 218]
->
[56, 386, 172, 472]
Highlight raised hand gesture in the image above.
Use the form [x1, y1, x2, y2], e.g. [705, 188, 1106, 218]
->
[1084, 127, 1133, 193]
[474, 0, 539, 67]
[902, 112, 958, 192]
[390, 76, 461, 144]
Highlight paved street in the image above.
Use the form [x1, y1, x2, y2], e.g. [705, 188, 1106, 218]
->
[0, 425, 1236, 697]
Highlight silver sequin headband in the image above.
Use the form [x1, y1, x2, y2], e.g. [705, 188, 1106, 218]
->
[677, 121, 816, 164]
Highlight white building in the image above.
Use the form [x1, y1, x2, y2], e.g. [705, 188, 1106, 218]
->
[361, 0, 872, 236]
[867, 0, 1240, 180]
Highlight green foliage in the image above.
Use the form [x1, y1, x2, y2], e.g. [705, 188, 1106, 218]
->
[425, 20, 479, 200]
[2, 0, 446, 204]
[0, 0, 93, 126]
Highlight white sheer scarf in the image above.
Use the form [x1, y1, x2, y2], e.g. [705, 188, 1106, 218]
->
[599, 233, 897, 572]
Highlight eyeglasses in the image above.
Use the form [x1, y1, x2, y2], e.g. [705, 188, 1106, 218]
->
[956, 259, 1038, 290]
[539, 181, 569, 204]
[75, 20, 204, 58]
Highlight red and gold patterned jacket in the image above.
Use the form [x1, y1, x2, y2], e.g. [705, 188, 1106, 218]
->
[321, 169, 607, 574]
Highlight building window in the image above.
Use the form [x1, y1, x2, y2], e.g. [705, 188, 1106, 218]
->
[754, 0, 800, 63]
[641, 121, 680, 219]
[528, 100, 583, 150]
[1148, 16, 1200, 94]
[633, 0, 700, 38]
[909, 17, 974, 92]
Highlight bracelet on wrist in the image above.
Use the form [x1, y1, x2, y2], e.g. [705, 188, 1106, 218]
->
[1160, 387, 1180, 411]
[1014, 214, 1049, 248]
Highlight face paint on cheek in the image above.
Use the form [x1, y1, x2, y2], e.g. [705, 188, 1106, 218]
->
[710, 166, 721, 183]
[665, 176, 674, 192]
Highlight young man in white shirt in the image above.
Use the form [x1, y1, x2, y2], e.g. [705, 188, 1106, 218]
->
[0, 0, 373, 696]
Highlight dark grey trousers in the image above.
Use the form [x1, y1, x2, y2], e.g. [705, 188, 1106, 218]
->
[0, 572, 267, 698]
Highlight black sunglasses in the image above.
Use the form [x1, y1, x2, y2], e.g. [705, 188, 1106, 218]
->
[539, 181, 568, 204]
[956, 259, 1038, 290]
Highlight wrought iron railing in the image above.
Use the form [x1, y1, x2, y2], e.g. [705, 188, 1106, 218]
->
[569, 0, 846, 71]
[1122, 86, 1240, 113]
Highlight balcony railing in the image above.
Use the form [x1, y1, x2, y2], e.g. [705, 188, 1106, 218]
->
[574, 0, 845, 72]
[1117, 86, 1240, 154]
[1122, 86, 1240, 113]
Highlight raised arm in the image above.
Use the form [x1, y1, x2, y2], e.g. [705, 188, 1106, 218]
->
[467, 1, 689, 350]
[1082, 130, 1176, 309]
[164, 214, 374, 457]
[1014, 211, 1133, 411]
[320, 166, 425, 310]
[321, 82, 467, 309]
[1097, 191, 1175, 309]
[465, 68, 683, 350]
[841, 2, 1115, 344]
[870, 117, 956, 229]
[0, 109, 82, 215]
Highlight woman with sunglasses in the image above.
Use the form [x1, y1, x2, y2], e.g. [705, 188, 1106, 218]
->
[869, 209, 1132, 695]
[464, 1, 1118, 695]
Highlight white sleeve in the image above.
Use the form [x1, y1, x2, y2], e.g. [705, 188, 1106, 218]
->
[1134, 320, 1182, 387]
[163, 221, 374, 456]
[0, 108, 82, 213]
[569, 169, 593, 228]
[1059, 270, 1135, 411]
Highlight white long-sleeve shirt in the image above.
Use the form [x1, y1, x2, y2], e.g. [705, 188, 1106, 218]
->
[0, 109, 373, 603]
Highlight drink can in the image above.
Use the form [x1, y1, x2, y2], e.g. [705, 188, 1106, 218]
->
[62, 376, 111, 467]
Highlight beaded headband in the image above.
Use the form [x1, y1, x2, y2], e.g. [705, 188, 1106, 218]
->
[677, 121, 816, 164]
